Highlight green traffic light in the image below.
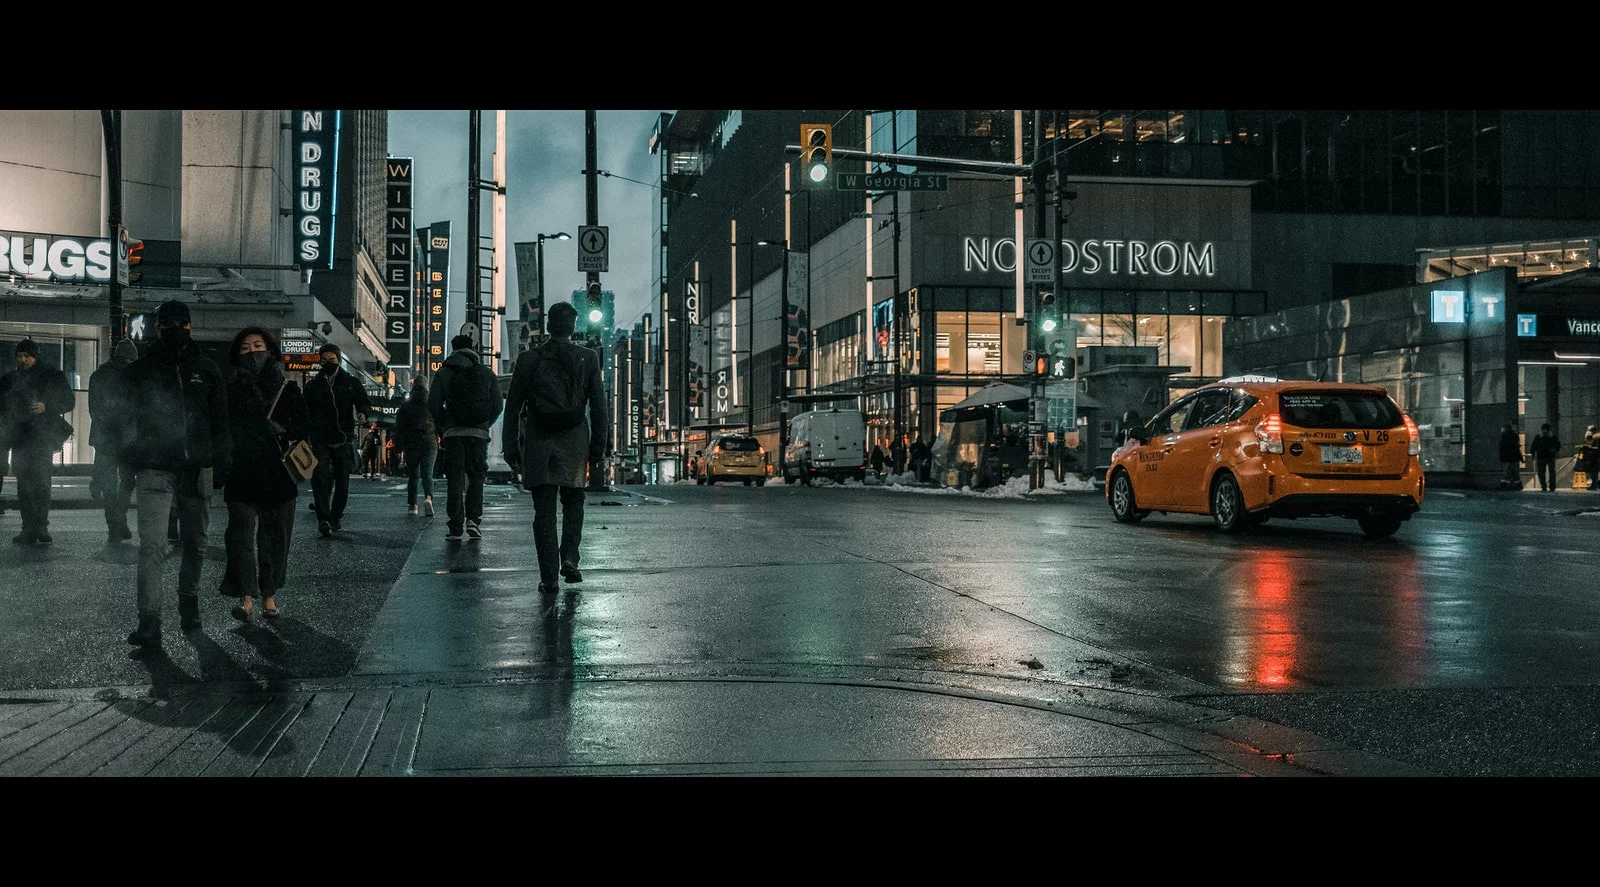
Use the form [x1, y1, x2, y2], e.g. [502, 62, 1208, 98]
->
[807, 154, 828, 183]
[588, 308, 603, 323]
[1041, 318, 1057, 332]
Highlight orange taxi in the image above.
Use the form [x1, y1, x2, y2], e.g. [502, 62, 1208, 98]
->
[696, 432, 770, 486]
[1105, 377, 1424, 538]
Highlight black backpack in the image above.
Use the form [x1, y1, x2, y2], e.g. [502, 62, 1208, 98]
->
[524, 345, 587, 433]
[447, 362, 502, 427]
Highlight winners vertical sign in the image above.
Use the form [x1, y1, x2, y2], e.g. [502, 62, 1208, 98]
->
[385, 158, 413, 367]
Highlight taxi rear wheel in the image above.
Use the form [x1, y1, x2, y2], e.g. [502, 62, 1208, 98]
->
[1211, 472, 1247, 533]
[1357, 514, 1402, 539]
[1109, 470, 1147, 523]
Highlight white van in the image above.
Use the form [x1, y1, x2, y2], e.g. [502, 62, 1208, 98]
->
[784, 407, 867, 484]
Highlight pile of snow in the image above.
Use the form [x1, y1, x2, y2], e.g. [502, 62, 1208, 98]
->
[669, 469, 1100, 498]
[878, 472, 1098, 499]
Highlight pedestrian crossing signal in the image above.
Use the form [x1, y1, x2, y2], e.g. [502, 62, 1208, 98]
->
[1045, 337, 1074, 379]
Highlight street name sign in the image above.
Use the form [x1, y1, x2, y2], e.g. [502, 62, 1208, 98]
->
[835, 172, 949, 192]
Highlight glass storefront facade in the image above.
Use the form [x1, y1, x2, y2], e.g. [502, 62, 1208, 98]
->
[1226, 269, 1516, 480]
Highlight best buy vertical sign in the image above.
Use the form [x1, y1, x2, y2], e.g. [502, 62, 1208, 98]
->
[294, 110, 340, 271]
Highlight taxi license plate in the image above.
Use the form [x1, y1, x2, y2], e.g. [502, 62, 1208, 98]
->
[1321, 445, 1363, 464]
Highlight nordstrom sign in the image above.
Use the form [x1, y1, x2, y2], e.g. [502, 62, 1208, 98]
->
[963, 236, 1216, 278]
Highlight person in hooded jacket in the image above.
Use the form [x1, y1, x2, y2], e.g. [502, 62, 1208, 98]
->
[429, 334, 501, 541]
[503, 302, 608, 592]
[219, 327, 310, 623]
[303, 342, 372, 537]
[89, 338, 140, 544]
[394, 377, 437, 516]
[0, 338, 76, 545]
[122, 300, 231, 648]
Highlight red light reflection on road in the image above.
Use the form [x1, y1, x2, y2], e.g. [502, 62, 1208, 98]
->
[1248, 554, 1296, 687]
[1228, 544, 1427, 689]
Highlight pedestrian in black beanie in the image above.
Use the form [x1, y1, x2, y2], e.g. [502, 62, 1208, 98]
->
[0, 337, 76, 545]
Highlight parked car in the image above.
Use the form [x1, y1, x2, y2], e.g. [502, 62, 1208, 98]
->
[1105, 376, 1424, 538]
[698, 432, 769, 485]
[784, 407, 867, 484]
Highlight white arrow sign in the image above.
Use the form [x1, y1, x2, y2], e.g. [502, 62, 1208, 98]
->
[1026, 238, 1055, 283]
[578, 225, 609, 272]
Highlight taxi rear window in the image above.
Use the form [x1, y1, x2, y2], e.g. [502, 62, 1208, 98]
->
[716, 437, 761, 452]
[1279, 391, 1402, 429]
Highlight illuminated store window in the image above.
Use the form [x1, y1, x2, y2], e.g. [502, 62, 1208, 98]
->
[1169, 315, 1198, 371]
[1200, 316, 1223, 377]
[1102, 314, 1136, 346]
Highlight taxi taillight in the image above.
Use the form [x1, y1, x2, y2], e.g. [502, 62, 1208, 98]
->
[1403, 413, 1421, 456]
[1255, 413, 1284, 454]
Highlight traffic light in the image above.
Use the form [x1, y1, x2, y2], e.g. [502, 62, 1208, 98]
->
[800, 123, 832, 187]
[127, 239, 144, 285]
[1038, 290, 1057, 332]
[1024, 349, 1046, 378]
[586, 281, 603, 334]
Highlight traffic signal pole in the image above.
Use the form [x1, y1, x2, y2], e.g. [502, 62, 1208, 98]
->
[467, 111, 480, 341]
[585, 110, 609, 491]
[101, 110, 125, 347]
[1030, 111, 1049, 491]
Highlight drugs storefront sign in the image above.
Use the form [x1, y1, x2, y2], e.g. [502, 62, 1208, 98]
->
[0, 230, 114, 283]
[294, 110, 339, 270]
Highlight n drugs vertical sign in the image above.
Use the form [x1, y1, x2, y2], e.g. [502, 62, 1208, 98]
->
[294, 110, 340, 270]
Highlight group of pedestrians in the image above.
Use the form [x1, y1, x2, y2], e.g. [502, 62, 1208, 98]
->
[34, 300, 366, 648]
[1, 299, 611, 649]
[1500, 420, 1600, 492]
[17, 298, 608, 651]
[870, 434, 931, 482]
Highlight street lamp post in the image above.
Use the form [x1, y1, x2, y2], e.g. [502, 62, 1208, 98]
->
[758, 239, 790, 477]
[535, 231, 571, 343]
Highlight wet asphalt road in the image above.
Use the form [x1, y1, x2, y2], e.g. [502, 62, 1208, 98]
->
[2, 474, 1598, 776]
[643, 478, 1600, 777]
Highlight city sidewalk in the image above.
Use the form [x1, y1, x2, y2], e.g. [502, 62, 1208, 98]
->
[0, 479, 1438, 778]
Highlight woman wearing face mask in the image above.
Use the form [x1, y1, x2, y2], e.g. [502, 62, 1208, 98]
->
[218, 327, 311, 622]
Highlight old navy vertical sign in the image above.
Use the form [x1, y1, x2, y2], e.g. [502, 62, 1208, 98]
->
[385, 158, 414, 362]
[294, 110, 339, 270]
[427, 220, 452, 374]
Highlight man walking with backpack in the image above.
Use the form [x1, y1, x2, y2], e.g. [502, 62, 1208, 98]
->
[430, 333, 502, 542]
[503, 302, 609, 592]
